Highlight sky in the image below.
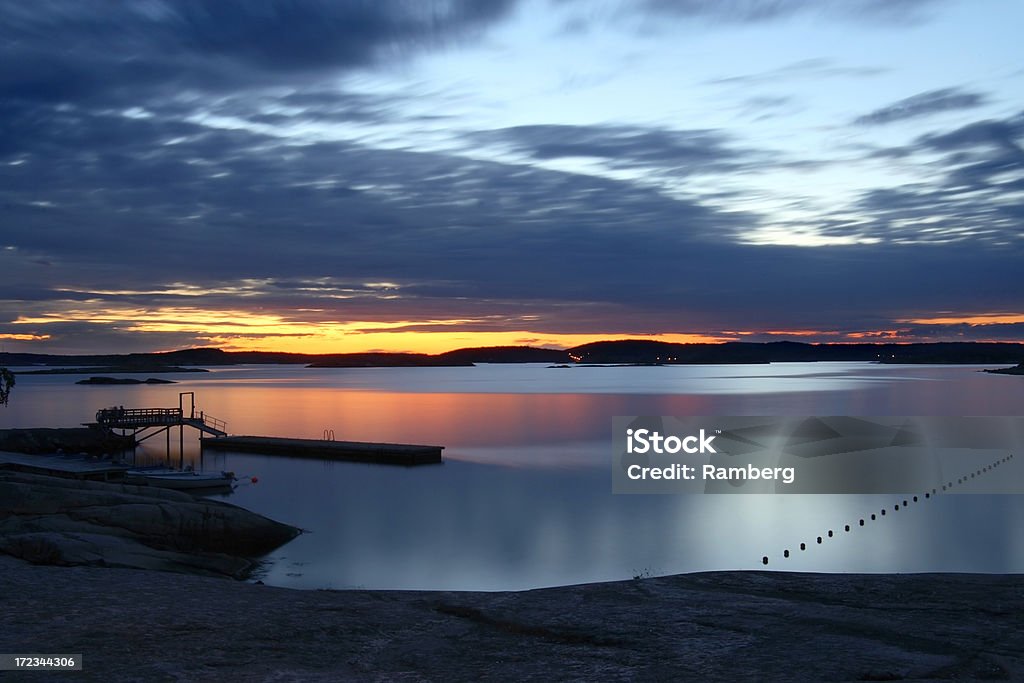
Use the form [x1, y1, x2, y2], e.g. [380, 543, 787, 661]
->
[1, 0, 1022, 355]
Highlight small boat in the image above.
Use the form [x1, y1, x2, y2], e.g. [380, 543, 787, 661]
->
[125, 466, 235, 490]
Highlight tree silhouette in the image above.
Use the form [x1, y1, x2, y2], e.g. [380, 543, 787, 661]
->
[0, 368, 14, 407]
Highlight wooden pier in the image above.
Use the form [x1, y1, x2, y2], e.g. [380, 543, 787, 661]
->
[201, 435, 443, 466]
[84, 392, 443, 467]
[91, 391, 226, 466]
[0, 451, 130, 481]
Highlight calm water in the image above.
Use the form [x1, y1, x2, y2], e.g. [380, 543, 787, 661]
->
[3, 362, 1024, 590]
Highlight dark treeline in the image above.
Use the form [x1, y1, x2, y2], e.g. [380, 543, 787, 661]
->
[2, 341, 1023, 368]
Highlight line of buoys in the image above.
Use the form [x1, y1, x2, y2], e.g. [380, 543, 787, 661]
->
[759, 453, 1014, 566]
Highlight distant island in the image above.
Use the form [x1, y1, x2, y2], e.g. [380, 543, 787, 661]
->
[75, 376, 178, 385]
[2, 341, 1022, 369]
[983, 363, 1024, 376]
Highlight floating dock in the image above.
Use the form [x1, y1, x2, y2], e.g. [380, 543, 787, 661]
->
[0, 451, 130, 481]
[201, 435, 443, 466]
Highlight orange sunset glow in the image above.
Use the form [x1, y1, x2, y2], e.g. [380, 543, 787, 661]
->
[898, 313, 1024, 326]
[13, 301, 1024, 354]
[11, 304, 732, 353]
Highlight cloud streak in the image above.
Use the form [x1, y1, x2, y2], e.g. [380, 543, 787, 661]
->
[854, 88, 986, 125]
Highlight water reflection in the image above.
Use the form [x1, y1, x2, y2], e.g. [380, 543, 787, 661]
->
[204, 454, 1024, 591]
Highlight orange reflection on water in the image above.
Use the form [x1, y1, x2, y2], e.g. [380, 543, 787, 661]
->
[188, 386, 721, 449]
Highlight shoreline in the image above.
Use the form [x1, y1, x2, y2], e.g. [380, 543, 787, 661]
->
[2, 556, 1021, 681]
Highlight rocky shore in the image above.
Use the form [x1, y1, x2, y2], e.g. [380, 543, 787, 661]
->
[0, 471, 300, 578]
[1, 557, 1021, 681]
[2, 472, 1021, 681]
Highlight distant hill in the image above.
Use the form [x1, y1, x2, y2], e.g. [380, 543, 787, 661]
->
[437, 346, 569, 364]
[566, 340, 1024, 365]
[567, 340, 771, 364]
[2, 340, 1022, 369]
[307, 353, 471, 368]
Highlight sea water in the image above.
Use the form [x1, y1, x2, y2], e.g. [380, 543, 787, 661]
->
[3, 362, 1023, 590]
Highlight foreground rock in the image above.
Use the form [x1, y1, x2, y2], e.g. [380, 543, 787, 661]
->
[0, 427, 133, 455]
[0, 558, 1020, 682]
[0, 472, 300, 578]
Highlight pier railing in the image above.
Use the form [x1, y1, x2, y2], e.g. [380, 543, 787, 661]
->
[96, 407, 182, 428]
[95, 406, 227, 436]
[200, 413, 227, 434]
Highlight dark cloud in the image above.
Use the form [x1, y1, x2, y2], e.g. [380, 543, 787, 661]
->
[895, 323, 1024, 341]
[2, 87, 1022, 352]
[854, 88, 986, 125]
[0, 0, 516, 105]
[1, 125, 1019, 340]
[919, 116, 1024, 153]
[808, 110, 1023, 247]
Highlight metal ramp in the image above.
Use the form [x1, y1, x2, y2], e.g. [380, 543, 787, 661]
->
[183, 416, 227, 438]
